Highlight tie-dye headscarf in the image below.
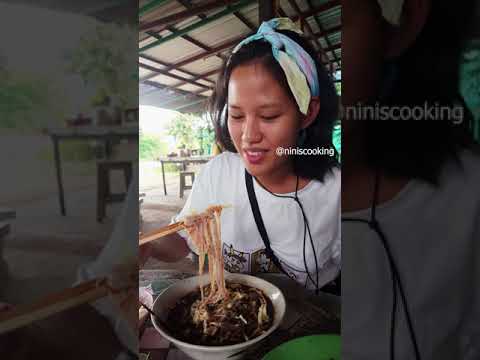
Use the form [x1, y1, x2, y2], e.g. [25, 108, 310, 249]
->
[231, 17, 319, 115]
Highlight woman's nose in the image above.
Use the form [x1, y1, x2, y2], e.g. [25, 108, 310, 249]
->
[241, 116, 262, 143]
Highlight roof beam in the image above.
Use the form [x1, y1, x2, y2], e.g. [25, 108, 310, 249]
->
[325, 43, 341, 53]
[310, 24, 341, 40]
[259, 0, 278, 22]
[142, 80, 206, 99]
[145, 24, 226, 62]
[173, 0, 228, 61]
[165, 33, 251, 71]
[233, 10, 256, 30]
[277, 5, 287, 17]
[139, 54, 216, 84]
[139, 0, 169, 18]
[177, 0, 256, 31]
[140, 0, 236, 32]
[287, 0, 334, 72]
[167, 43, 340, 90]
[171, 68, 220, 89]
[306, 0, 340, 70]
[139, 0, 255, 52]
[291, 0, 340, 21]
[172, 98, 208, 112]
[139, 62, 213, 90]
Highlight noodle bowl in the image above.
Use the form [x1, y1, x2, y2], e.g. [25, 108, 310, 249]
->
[151, 273, 286, 360]
[151, 206, 286, 358]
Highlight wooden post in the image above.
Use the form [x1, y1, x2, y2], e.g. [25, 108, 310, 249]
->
[259, 0, 278, 22]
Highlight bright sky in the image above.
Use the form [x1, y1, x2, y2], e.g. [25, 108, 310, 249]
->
[139, 105, 179, 135]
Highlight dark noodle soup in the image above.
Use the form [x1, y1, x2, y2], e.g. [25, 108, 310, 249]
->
[164, 282, 274, 346]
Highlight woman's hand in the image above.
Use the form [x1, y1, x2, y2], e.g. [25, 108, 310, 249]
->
[139, 243, 153, 266]
[139, 234, 190, 264]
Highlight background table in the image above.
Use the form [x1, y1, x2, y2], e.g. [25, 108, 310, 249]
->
[157, 156, 213, 196]
[46, 127, 138, 215]
[139, 269, 340, 360]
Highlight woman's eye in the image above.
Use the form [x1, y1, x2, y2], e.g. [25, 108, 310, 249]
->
[261, 115, 280, 121]
[230, 115, 244, 120]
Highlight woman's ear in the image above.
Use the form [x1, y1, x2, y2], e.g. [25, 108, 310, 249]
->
[301, 96, 320, 129]
[384, 0, 431, 58]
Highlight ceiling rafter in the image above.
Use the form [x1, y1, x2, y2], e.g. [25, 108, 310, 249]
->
[139, 53, 216, 84]
[140, 0, 235, 32]
[165, 33, 251, 71]
[290, 0, 340, 22]
[139, 62, 213, 91]
[139, 0, 255, 52]
[310, 24, 341, 40]
[139, 0, 341, 113]
[166, 42, 341, 89]
[306, 0, 340, 69]
[287, 0, 333, 73]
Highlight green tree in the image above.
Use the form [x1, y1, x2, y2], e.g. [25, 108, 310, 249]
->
[460, 39, 480, 141]
[166, 113, 214, 153]
[139, 133, 165, 160]
[0, 62, 64, 129]
[65, 23, 137, 108]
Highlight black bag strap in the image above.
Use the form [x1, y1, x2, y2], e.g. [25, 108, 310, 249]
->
[245, 170, 289, 277]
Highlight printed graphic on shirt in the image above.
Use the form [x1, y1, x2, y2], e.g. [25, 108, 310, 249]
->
[251, 248, 282, 274]
[223, 244, 250, 273]
[221, 244, 313, 287]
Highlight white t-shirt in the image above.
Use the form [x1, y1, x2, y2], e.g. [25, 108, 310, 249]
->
[174, 152, 341, 290]
[342, 150, 480, 360]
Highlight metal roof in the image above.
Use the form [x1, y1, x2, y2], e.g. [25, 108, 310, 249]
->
[139, 0, 342, 113]
[10, 0, 137, 24]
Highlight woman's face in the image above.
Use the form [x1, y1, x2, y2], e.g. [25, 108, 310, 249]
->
[227, 62, 302, 179]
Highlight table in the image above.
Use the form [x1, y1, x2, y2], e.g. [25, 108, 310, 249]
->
[139, 269, 340, 360]
[157, 156, 213, 196]
[0, 304, 125, 359]
[46, 127, 138, 215]
[0, 209, 14, 295]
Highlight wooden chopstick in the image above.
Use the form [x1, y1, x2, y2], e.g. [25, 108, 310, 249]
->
[139, 221, 185, 246]
[0, 278, 110, 335]
[138, 205, 233, 247]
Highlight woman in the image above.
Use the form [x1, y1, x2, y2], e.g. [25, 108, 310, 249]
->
[342, 0, 480, 359]
[142, 18, 341, 293]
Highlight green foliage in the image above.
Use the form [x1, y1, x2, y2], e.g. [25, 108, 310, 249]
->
[140, 133, 168, 160]
[333, 123, 341, 159]
[166, 113, 214, 153]
[0, 65, 65, 129]
[335, 82, 341, 95]
[460, 39, 480, 141]
[65, 23, 137, 108]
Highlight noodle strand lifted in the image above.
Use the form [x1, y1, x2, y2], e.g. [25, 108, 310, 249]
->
[171, 205, 273, 345]
[184, 205, 227, 305]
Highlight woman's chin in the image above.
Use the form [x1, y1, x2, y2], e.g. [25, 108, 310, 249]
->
[243, 162, 270, 178]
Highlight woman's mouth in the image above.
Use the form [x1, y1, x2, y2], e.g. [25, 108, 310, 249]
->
[244, 149, 268, 165]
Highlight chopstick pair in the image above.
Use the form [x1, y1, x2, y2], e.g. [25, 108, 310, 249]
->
[139, 221, 185, 247]
[0, 278, 110, 335]
[139, 302, 170, 333]
[138, 205, 232, 247]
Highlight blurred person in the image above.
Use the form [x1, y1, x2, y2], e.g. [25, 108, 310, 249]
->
[342, 0, 480, 359]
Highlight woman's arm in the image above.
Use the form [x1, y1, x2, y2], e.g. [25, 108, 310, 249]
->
[140, 232, 190, 263]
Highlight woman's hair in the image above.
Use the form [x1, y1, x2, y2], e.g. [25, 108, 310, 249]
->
[365, 0, 479, 184]
[209, 29, 340, 182]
